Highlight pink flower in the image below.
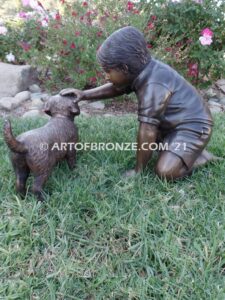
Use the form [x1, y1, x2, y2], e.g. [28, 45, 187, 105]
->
[85, 11, 92, 17]
[97, 31, 103, 37]
[22, 0, 30, 6]
[0, 26, 8, 35]
[55, 13, 61, 21]
[72, 11, 77, 17]
[147, 43, 153, 49]
[70, 42, 76, 49]
[20, 42, 31, 51]
[127, 1, 134, 11]
[41, 18, 48, 27]
[82, 1, 88, 6]
[89, 77, 97, 83]
[133, 9, 139, 14]
[201, 28, 213, 37]
[18, 11, 28, 19]
[147, 22, 154, 30]
[63, 39, 67, 46]
[22, 0, 43, 11]
[199, 27, 213, 46]
[151, 15, 157, 21]
[176, 41, 183, 47]
[199, 35, 213, 46]
[188, 63, 198, 77]
[75, 31, 81, 36]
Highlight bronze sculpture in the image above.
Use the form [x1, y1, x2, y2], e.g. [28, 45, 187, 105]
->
[3, 95, 80, 201]
[60, 26, 220, 180]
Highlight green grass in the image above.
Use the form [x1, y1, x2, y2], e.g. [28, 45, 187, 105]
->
[0, 114, 225, 300]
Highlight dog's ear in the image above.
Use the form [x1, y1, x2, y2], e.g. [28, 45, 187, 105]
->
[43, 102, 52, 116]
[70, 103, 80, 115]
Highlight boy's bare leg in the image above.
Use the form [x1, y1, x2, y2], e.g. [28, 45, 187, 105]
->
[155, 150, 223, 180]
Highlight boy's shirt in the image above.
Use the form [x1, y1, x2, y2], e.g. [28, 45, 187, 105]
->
[125, 58, 213, 132]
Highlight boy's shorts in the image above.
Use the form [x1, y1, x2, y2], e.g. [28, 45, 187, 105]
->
[158, 123, 212, 169]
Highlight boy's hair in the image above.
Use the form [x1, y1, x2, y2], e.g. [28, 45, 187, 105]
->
[97, 26, 151, 76]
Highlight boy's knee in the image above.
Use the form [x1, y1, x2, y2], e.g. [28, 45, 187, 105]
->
[155, 163, 174, 180]
[155, 151, 185, 180]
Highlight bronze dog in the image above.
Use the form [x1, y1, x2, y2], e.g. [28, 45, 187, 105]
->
[3, 94, 80, 201]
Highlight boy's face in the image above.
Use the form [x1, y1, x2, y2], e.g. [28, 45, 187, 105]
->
[104, 68, 130, 87]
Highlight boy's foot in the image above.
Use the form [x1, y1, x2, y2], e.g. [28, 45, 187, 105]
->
[193, 150, 223, 168]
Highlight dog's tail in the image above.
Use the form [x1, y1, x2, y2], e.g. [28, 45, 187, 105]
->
[3, 119, 27, 154]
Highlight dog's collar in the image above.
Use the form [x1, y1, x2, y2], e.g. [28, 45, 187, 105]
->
[54, 114, 69, 118]
[53, 115, 74, 121]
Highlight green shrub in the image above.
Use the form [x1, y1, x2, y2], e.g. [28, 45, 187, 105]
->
[143, 0, 225, 86]
[0, 0, 224, 91]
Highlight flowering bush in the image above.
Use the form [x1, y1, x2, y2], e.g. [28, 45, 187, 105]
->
[143, 0, 225, 85]
[0, 0, 146, 90]
[0, 0, 224, 90]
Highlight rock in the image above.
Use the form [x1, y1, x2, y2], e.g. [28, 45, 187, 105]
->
[205, 87, 217, 99]
[0, 62, 38, 97]
[80, 111, 90, 117]
[31, 93, 49, 102]
[30, 99, 44, 109]
[208, 100, 221, 106]
[30, 92, 43, 101]
[88, 101, 105, 110]
[22, 110, 44, 119]
[29, 84, 41, 93]
[15, 91, 31, 102]
[208, 100, 223, 113]
[215, 79, 225, 94]
[0, 97, 15, 111]
[0, 95, 29, 111]
[220, 98, 225, 106]
[216, 90, 225, 100]
[209, 106, 222, 113]
[208, 97, 220, 103]
[79, 100, 89, 107]
[40, 93, 50, 102]
[103, 113, 115, 117]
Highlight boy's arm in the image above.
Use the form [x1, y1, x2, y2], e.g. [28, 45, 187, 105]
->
[135, 122, 158, 173]
[84, 83, 128, 100]
[60, 83, 127, 101]
[133, 84, 171, 174]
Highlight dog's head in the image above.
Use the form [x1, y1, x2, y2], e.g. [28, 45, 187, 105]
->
[43, 94, 80, 118]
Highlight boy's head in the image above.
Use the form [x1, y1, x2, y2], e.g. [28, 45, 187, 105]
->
[97, 26, 151, 87]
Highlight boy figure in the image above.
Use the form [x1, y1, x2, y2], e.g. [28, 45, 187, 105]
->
[60, 26, 218, 180]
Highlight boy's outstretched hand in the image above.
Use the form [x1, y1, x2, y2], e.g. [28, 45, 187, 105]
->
[60, 88, 84, 102]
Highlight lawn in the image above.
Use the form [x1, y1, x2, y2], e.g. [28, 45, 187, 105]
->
[0, 114, 225, 299]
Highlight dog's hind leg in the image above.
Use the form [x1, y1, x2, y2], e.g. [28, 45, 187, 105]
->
[66, 148, 76, 170]
[11, 154, 30, 197]
[32, 173, 48, 202]
[15, 167, 30, 197]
